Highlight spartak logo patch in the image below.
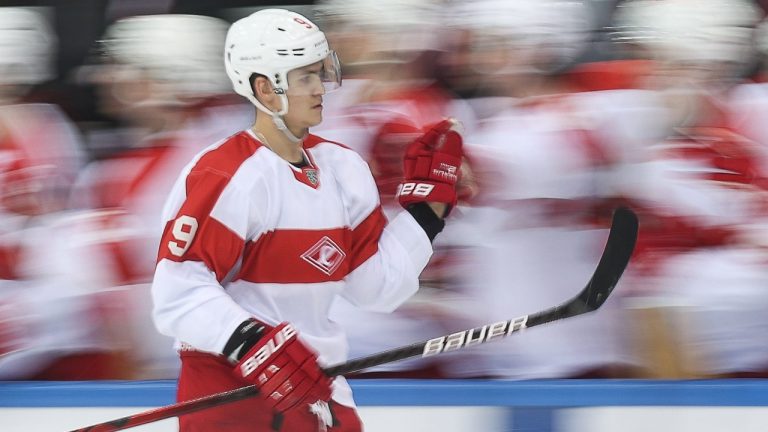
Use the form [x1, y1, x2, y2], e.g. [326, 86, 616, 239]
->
[301, 236, 346, 275]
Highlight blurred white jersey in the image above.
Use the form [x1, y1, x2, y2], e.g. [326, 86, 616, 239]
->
[728, 81, 768, 175]
[0, 103, 84, 186]
[70, 101, 253, 377]
[456, 94, 635, 378]
[0, 211, 115, 379]
[324, 83, 478, 375]
[618, 86, 768, 375]
[0, 104, 114, 379]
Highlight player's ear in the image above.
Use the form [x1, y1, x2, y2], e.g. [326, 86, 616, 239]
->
[251, 75, 277, 108]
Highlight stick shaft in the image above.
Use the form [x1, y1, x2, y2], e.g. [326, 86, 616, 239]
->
[72, 386, 259, 432]
[71, 208, 638, 432]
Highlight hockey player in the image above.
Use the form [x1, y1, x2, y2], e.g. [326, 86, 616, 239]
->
[443, 0, 646, 379]
[611, 0, 768, 378]
[150, 8, 463, 431]
[80, 13, 244, 279]
[0, 7, 122, 380]
[72, 14, 247, 379]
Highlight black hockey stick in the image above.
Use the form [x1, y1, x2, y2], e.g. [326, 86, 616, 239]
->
[70, 207, 638, 432]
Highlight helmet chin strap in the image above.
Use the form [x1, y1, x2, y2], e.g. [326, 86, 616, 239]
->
[251, 93, 305, 144]
[271, 115, 304, 143]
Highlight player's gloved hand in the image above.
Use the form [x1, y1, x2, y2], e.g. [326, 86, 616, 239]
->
[396, 119, 464, 217]
[226, 320, 332, 413]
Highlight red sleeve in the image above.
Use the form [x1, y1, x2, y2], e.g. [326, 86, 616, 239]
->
[156, 169, 246, 282]
[349, 205, 387, 270]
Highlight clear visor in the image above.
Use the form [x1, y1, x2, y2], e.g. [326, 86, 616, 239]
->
[285, 50, 342, 96]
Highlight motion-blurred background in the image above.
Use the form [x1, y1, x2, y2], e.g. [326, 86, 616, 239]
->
[2, 0, 768, 383]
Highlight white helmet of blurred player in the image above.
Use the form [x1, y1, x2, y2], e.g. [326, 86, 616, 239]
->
[101, 14, 230, 105]
[225, 9, 341, 141]
[756, 18, 768, 58]
[0, 7, 55, 87]
[315, 0, 444, 62]
[614, 0, 761, 67]
[451, 0, 592, 74]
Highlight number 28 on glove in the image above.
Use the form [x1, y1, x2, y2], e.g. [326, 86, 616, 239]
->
[396, 118, 464, 215]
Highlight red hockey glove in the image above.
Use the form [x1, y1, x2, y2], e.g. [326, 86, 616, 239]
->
[396, 119, 464, 216]
[232, 322, 332, 413]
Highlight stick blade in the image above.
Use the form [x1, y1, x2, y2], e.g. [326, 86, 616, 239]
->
[525, 206, 638, 327]
[578, 206, 638, 311]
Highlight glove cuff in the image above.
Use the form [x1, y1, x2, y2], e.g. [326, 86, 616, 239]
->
[222, 318, 267, 364]
[406, 202, 446, 241]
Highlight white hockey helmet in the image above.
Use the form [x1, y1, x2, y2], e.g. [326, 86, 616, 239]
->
[101, 14, 230, 104]
[0, 7, 55, 86]
[451, 0, 592, 74]
[224, 8, 341, 119]
[315, 0, 444, 58]
[757, 18, 768, 57]
[613, 0, 761, 66]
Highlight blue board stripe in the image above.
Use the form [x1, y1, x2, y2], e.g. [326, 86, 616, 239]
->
[2, 380, 768, 407]
[349, 380, 768, 407]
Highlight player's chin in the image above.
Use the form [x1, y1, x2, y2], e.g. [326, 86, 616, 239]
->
[307, 110, 323, 127]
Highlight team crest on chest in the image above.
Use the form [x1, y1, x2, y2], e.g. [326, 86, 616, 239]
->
[304, 168, 319, 186]
[301, 236, 346, 276]
[292, 166, 319, 188]
[291, 151, 320, 189]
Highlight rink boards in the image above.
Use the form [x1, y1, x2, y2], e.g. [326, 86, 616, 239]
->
[2, 380, 768, 431]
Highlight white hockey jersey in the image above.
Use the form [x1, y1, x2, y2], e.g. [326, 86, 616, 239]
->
[151, 130, 433, 405]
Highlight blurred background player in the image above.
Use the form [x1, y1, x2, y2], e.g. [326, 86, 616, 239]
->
[729, 14, 768, 164]
[70, 13, 248, 378]
[611, 0, 768, 378]
[442, 0, 645, 379]
[0, 7, 121, 380]
[78, 13, 245, 257]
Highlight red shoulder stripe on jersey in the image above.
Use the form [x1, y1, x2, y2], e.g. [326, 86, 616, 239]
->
[238, 228, 351, 283]
[349, 205, 386, 270]
[156, 132, 263, 282]
[190, 131, 263, 179]
[303, 133, 352, 151]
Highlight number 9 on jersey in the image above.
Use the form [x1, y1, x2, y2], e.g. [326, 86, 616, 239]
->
[168, 215, 199, 257]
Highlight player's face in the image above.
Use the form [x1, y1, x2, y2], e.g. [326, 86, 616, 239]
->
[285, 61, 327, 129]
